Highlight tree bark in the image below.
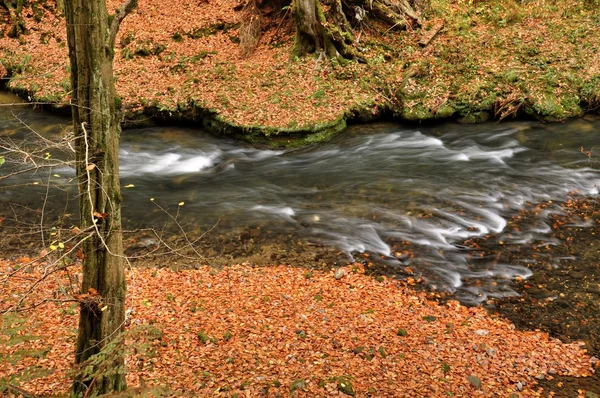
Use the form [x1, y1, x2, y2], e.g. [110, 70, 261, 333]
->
[292, 0, 423, 59]
[292, 0, 353, 59]
[64, 0, 136, 395]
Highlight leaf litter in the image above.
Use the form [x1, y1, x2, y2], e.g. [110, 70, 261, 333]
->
[0, 260, 595, 396]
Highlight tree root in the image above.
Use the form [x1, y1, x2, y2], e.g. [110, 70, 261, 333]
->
[292, 0, 423, 60]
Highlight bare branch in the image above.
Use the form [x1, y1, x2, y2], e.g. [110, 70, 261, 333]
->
[109, 0, 138, 50]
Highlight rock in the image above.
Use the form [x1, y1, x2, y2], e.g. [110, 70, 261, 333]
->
[554, 298, 570, 308]
[585, 285, 600, 294]
[516, 382, 523, 391]
[334, 269, 346, 280]
[222, 243, 236, 254]
[474, 329, 489, 336]
[467, 375, 481, 389]
[534, 374, 545, 380]
[569, 270, 585, 279]
[486, 348, 497, 357]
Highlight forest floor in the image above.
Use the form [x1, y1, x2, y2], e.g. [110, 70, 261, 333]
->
[1, 0, 600, 145]
[0, 261, 597, 397]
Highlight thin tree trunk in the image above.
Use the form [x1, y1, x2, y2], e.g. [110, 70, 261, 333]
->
[64, 0, 136, 395]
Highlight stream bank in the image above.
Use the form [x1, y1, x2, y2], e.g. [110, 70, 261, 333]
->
[2, 0, 600, 146]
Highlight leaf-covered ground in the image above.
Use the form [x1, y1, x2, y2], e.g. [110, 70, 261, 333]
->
[0, 261, 596, 397]
[1, 0, 600, 140]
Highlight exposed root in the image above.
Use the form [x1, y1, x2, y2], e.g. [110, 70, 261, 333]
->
[292, 0, 424, 60]
[494, 92, 524, 121]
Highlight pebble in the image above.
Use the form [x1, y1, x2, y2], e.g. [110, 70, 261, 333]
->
[334, 269, 346, 280]
[585, 285, 600, 294]
[569, 270, 585, 279]
[516, 382, 523, 391]
[474, 329, 489, 336]
[554, 298, 570, 308]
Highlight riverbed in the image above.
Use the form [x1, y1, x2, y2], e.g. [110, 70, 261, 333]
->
[2, 92, 600, 305]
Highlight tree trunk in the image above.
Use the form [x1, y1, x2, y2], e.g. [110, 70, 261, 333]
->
[64, 0, 136, 395]
[292, 0, 353, 59]
[292, 0, 423, 59]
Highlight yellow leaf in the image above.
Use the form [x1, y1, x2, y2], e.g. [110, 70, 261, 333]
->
[86, 164, 96, 171]
[49, 245, 57, 251]
[58, 242, 65, 249]
[124, 184, 135, 188]
[178, 201, 185, 206]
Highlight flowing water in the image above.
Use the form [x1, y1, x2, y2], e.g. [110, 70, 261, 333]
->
[2, 92, 600, 305]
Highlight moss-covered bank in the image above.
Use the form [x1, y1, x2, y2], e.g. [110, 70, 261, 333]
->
[1, 0, 600, 147]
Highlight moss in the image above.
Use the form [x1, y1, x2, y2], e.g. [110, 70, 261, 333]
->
[458, 111, 491, 124]
[580, 75, 600, 112]
[401, 104, 430, 121]
[434, 104, 455, 119]
[198, 112, 347, 149]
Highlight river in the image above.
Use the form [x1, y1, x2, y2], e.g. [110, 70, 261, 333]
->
[2, 92, 600, 306]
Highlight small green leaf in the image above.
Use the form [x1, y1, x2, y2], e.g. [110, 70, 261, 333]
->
[198, 330, 211, 344]
[396, 328, 407, 336]
[0, 156, 5, 166]
[442, 361, 451, 374]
